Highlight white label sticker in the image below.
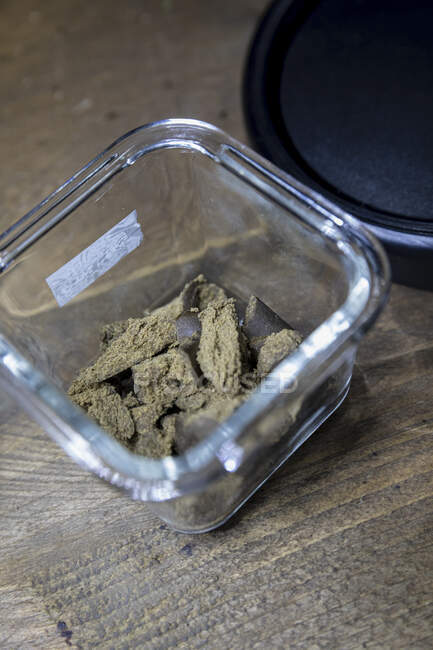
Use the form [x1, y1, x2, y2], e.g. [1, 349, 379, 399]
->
[46, 209, 143, 307]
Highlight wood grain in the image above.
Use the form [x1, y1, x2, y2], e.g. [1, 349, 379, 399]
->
[1, 1, 432, 648]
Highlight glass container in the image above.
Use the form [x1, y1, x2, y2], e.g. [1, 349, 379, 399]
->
[0, 119, 390, 532]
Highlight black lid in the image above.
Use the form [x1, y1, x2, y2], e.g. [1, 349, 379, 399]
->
[243, 0, 433, 289]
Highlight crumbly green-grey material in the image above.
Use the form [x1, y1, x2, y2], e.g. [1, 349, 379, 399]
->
[151, 274, 225, 320]
[128, 403, 176, 457]
[132, 349, 198, 408]
[132, 424, 175, 458]
[130, 403, 162, 432]
[196, 280, 227, 310]
[73, 383, 135, 440]
[197, 298, 242, 394]
[256, 328, 303, 376]
[175, 387, 212, 411]
[100, 319, 130, 351]
[92, 315, 177, 381]
[122, 391, 140, 409]
[68, 366, 99, 395]
[68, 275, 303, 458]
[183, 394, 244, 426]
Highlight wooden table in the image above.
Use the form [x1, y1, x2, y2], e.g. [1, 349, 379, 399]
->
[1, 1, 432, 647]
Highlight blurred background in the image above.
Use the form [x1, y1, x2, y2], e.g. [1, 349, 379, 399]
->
[0, 0, 265, 223]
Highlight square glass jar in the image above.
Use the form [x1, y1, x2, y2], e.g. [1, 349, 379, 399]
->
[0, 120, 389, 532]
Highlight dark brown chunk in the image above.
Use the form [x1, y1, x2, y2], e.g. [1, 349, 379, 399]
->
[243, 296, 292, 339]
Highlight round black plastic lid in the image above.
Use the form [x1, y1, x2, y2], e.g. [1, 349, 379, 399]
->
[244, 0, 433, 289]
